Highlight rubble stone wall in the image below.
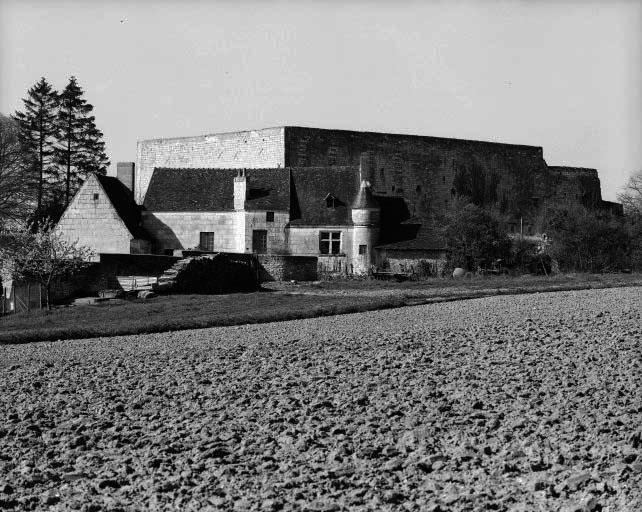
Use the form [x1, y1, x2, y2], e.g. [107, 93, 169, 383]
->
[375, 249, 447, 276]
[257, 255, 318, 282]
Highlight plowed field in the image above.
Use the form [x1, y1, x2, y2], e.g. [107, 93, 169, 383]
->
[1, 287, 641, 511]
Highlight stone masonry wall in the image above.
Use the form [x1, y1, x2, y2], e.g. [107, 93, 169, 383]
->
[375, 249, 447, 276]
[282, 127, 602, 222]
[244, 211, 290, 254]
[55, 175, 133, 259]
[257, 255, 318, 282]
[136, 127, 285, 203]
[142, 210, 291, 254]
[547, 167, 603, 209]
[287, 226, 354, 258]
[136, 126, 608, 224]
[142, 211, 244, 253]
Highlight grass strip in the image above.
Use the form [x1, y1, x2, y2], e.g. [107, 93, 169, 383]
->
[1, 275, 641, 345]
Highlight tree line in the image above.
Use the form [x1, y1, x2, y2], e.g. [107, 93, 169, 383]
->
[438, 181, 642, 274]
[0, 76, 108, 228]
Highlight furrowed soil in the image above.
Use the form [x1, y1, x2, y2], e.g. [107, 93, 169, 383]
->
[1, 287, 641, 511]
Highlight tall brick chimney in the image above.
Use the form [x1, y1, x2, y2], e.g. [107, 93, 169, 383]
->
[234, 169, 247, 210]
[117, 162, 135, 195]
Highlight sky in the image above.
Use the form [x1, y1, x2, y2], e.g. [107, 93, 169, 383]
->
[1, 0, 640, 201]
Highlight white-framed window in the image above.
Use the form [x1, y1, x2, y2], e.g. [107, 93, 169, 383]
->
[319, 231, 341, 255]
[199, 232, 215, 251]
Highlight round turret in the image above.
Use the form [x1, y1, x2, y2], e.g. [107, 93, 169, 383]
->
[351, 180, 380, 225]
[351, 180, 380, 274]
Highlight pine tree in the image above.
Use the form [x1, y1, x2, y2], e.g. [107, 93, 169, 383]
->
[55, 76, 109, 207]
[0, 114, 38, 228]
[12, 77, 59, 219]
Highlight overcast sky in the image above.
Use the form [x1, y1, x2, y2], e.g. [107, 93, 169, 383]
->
[1, 0, 640, 201]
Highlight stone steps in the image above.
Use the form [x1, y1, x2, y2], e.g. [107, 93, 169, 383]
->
[153, 257, 200, 293]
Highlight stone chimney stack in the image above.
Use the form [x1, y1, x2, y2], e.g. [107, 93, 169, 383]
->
[234, 169, 247, 211]
[117, 162, 135, 194]
[359, 152, 374, 184]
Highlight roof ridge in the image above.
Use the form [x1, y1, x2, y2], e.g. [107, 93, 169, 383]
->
[151, 166, 359, 171]
[138, 126, 544, 150]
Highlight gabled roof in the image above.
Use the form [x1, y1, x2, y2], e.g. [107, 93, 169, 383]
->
[144, 166, 363, 227]
[95, 174, 148, 239]
[143, 168, 290, 212]
[289, 167, 360, 226]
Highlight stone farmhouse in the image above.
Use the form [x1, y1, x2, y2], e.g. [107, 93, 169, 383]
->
[55, 126, 620, 278]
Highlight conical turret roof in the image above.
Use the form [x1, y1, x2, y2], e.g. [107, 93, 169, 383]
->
[352, 180, 379, 209]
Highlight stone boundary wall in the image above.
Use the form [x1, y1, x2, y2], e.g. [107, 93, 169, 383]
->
[47, 254, 180, 302]
[258, 254, 318, 282]
[375, 249, 447, 277]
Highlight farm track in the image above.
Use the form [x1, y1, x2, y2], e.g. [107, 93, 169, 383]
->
[1, 287, 641, 511]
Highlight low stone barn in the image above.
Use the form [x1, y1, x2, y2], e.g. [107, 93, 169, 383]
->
[375, 224, 448, 276]
[55, 126, 620, 278]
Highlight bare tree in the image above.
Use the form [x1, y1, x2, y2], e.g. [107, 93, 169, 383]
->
[0, 114, 36, 228]
[617, 171, 642, 219]
[0, 220, 92, 309]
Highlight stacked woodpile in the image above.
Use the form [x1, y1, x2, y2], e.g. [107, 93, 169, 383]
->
[154, 254, 259, 294]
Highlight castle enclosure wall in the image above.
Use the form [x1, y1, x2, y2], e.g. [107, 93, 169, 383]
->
[547, 167, 603, 209]
[136, 127, 285, 204]
[283, 127, 594, 222]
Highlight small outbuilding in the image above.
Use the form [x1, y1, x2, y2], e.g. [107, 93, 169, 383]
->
[375, 226, 447, 277]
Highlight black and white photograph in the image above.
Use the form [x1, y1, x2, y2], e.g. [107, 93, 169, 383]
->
[1, 0, 641, 510]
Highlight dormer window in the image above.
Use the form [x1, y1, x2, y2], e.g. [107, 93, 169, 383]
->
[325, 194, 337, 208]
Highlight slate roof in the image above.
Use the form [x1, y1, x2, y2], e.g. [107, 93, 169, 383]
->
[95, 174, 148, 239]
[144, 168, 290, 212]
[352, 181, 379, 209]
[144, 166, 364, 226]
[289, 167, 360, 226]
[375, 223, 446, 251]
